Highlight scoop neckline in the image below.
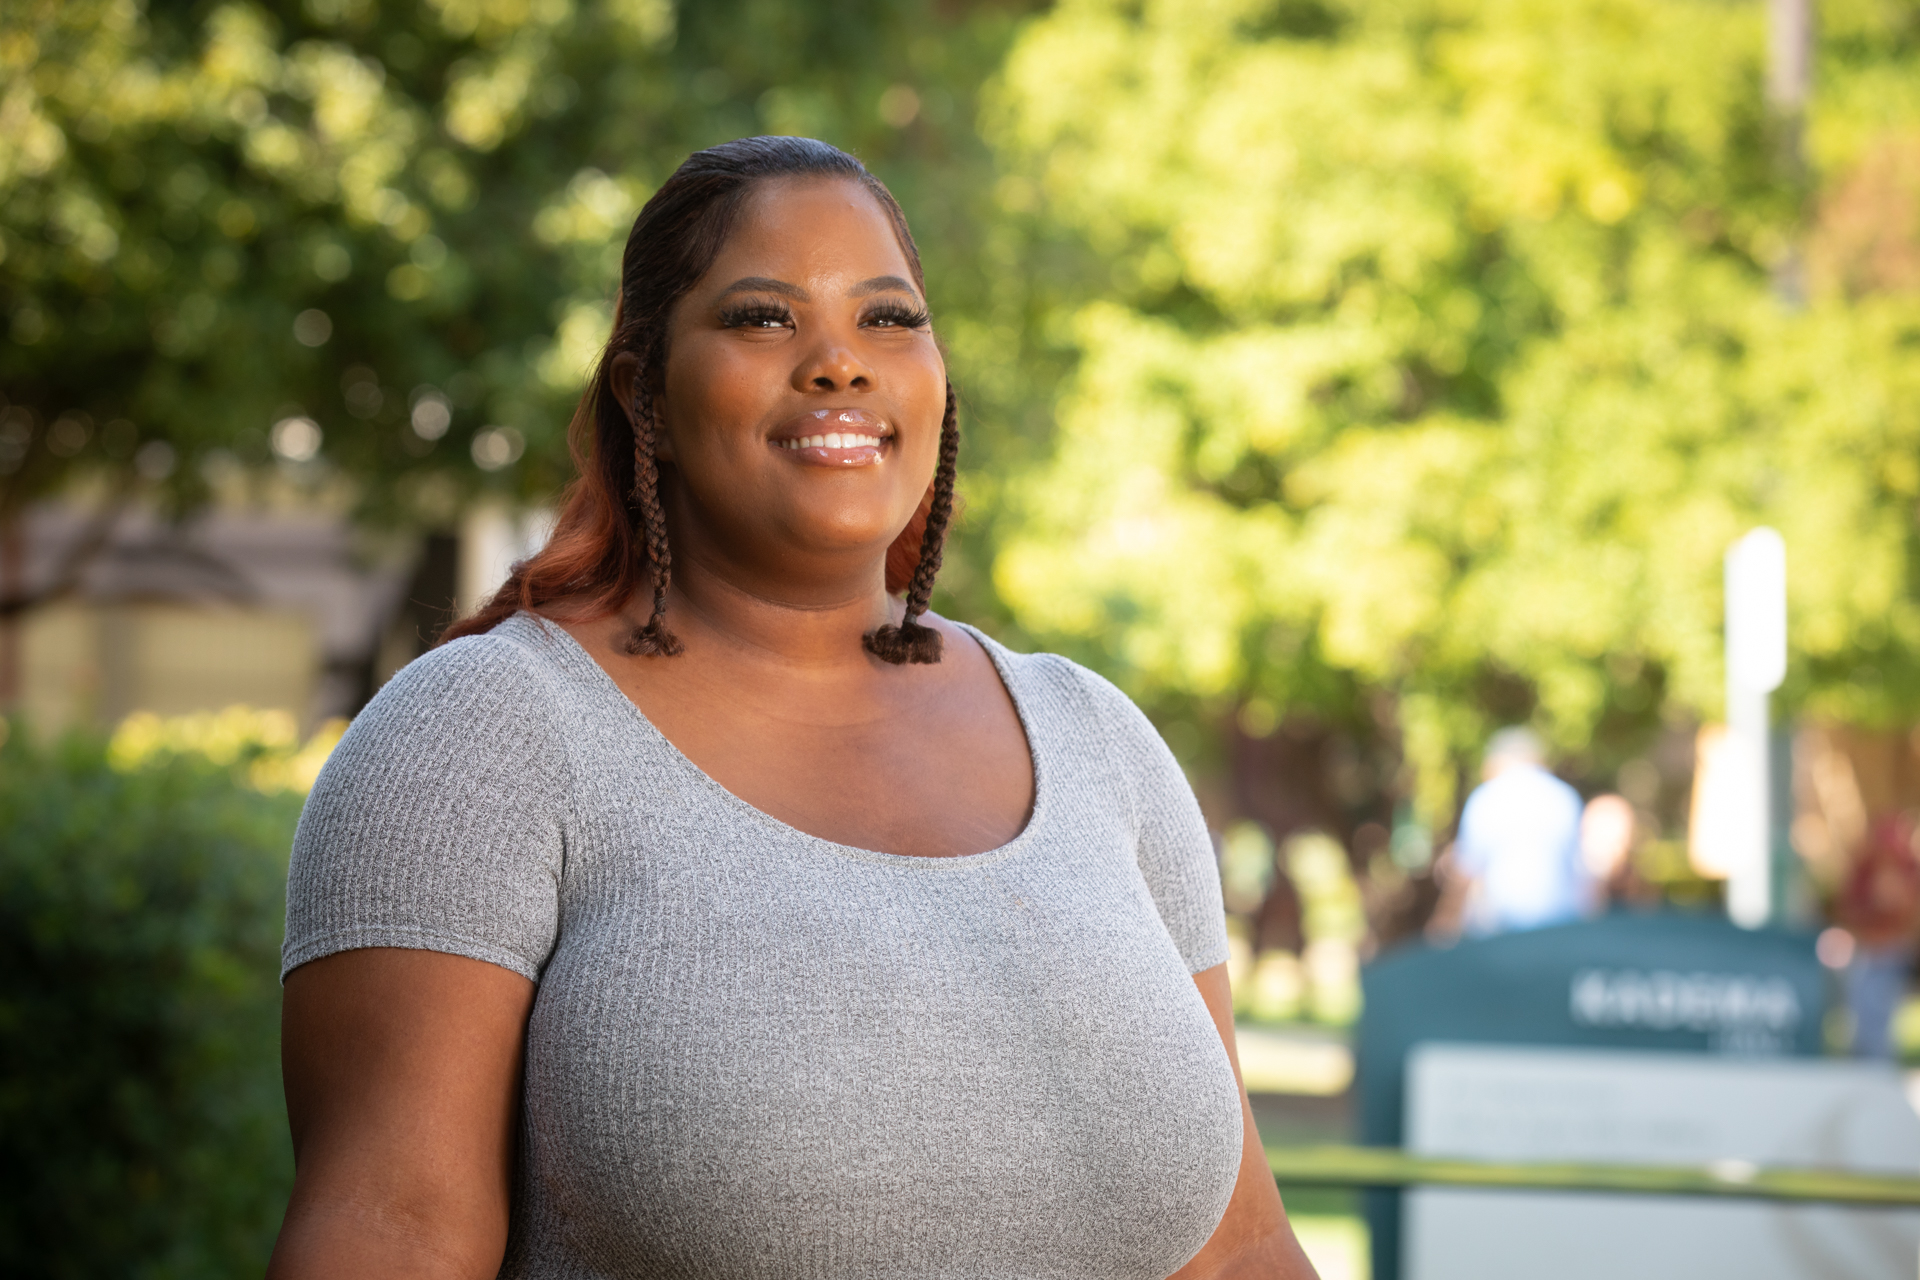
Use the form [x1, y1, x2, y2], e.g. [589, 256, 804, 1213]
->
[512, 612, 1049, 871]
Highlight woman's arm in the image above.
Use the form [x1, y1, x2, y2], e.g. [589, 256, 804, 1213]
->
[268, 948, 537, 1280]
[1172, 963, 1322, 1280]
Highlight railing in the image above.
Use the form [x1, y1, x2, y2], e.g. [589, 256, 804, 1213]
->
[1267, 1146, 1920, 1208]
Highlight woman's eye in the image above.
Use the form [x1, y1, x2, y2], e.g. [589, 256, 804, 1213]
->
[720, 304, 792, 330]
[864, 305, 930, 330]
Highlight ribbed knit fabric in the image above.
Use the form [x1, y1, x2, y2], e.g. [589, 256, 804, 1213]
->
[283, 612, 1241, 1280]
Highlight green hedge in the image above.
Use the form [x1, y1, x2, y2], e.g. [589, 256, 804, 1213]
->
[0, 724, 299, 1278]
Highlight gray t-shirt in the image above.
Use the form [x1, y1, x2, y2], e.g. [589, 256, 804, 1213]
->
[283, 612, 1240, 1279]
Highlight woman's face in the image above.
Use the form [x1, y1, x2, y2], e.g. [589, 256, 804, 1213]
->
[653, 176, 946, 586]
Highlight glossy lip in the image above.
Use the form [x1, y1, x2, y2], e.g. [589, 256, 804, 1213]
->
[768, 406, 893, 467]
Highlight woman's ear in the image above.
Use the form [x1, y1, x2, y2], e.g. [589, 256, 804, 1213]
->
[608, 351, 641, 420]
[607, 351, 676, 464]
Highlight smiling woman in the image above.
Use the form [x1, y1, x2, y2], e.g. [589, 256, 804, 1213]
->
[268, 138, 1320, 1280]
[446, 138, 956, 666]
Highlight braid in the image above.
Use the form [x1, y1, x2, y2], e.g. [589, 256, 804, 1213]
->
[623, 365, 683, 657]
[865, 380, 959, 665]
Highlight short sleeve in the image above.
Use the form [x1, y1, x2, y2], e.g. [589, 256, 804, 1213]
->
[1060, 660, 1230, 975]
[281, 633, 568, 983]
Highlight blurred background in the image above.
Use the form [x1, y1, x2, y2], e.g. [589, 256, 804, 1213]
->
[6, 0, 1920, 1276]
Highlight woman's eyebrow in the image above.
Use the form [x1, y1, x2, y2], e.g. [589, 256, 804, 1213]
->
[849, 275, 919, 299]
[719, 276, 807, 300]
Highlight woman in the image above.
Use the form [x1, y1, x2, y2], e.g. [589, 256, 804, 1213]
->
[271, 136, 1318, 1280]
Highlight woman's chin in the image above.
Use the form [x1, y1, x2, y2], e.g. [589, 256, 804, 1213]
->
[771, 513, 914, 563]
[755, 489, 913, 547]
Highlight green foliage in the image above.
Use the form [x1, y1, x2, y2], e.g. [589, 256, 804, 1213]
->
[0, 0, 1066, 561]
[16, 0, 1920, 825]
[0, 723, 300, 1278]
[988, 0, 1920, 815]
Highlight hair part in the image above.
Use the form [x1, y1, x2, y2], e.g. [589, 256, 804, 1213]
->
[443, 136, 957, 664]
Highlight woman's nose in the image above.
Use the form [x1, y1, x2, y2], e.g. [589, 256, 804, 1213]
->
[792, 338, 874, 393]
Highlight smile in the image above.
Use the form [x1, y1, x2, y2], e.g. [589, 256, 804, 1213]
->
[779, 433, 883, 451]
[769, 408, 892, 467]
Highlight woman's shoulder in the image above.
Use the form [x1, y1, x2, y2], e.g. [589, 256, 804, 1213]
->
[371, 612, 574, 715]
[330, 612, 580, 777]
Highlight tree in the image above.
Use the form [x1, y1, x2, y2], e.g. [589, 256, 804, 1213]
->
[986, 0, 1920, 821]
[0, 0, 1071, 631]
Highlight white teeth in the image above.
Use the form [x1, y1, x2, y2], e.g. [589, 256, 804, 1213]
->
[779, 433, 884, 450]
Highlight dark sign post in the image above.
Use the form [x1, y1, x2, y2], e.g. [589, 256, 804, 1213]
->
[1356, 913, 1826, 1280]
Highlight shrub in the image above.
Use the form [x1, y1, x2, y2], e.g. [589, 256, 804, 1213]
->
[0, 715, 313, 1278]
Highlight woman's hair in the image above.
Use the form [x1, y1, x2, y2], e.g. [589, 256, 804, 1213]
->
[443, 136, 958, 664]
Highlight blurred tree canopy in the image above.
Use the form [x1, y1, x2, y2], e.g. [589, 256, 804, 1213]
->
[0, 0, 1070, 584]
[987, 0, 1920, 817]
[8, 0, 1920, 824]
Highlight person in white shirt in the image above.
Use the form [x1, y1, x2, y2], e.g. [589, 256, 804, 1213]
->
[1432, 727, 1593, 939]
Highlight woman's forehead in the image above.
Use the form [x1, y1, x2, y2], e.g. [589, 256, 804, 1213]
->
[704, 176, 918, 294]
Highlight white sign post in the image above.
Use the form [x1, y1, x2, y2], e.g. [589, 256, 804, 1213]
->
[1724, 528, 1787, 929]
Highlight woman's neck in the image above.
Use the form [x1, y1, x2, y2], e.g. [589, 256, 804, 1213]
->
[653, 545, 898, 669]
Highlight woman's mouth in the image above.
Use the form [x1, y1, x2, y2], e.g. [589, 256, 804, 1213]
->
[770, 409, 891, 467]
[778, 432, 884, 451]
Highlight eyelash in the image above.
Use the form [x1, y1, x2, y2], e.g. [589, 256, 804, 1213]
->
[717, 301, 931, 331]
[718, 303, 792, 330]
[865, 302, 931, 330]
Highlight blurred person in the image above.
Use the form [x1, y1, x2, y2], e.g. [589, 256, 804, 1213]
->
[1580, 793, 1635, 885]
[1835, 813, 1920, 1059]
[1580, 792, 1658, 910]
[1430, 727, 1591, 939]
[269, 139, 1317, 1280]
